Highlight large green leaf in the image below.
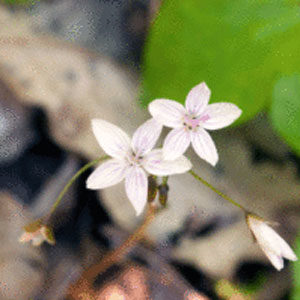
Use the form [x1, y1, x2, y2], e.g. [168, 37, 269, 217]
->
[1, 0, 39, 5]
[271, 74, 300, 155]
[142, 0, 300, 124]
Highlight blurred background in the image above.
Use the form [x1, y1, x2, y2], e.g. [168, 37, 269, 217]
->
[0, 0, 300, 299]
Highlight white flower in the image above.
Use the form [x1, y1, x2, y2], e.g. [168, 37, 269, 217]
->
[19, 221, 55, 246]
[149, 82, 242, 166]
[86, 118, 192, 215]
[247, 214, 297, 271]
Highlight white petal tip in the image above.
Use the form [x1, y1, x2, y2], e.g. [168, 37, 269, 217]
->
[205, 156, 218, 167]
[210, 160, 218, 167]
[236, 107, 243, 118]
[86, 180, 98, 190]
[91, 118, 101, 127]
[132, 203, 146, 216]
[135, 209, 143, 216]
[199, 82, 210, 90]
[270, 255, 284, 271]
[275, 265, 284, 271]
[287, 253, 298, 262]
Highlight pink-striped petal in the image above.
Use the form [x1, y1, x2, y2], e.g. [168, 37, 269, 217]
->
[143, 149, 192, 176]
[185, 82, 211, 116]
[201, 103, 242, 130]
[149, 99, 185, 128]
[191, 128, 218, 166]
[131, 118, 163, 156]
[163, 127, 191, 160]
[86, 159, 127, 189]
[91, 119, 131, 159]
[125, 166, 148, 216]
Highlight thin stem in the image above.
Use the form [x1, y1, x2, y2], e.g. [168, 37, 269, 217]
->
[85, 203, 156, 281]
[189, 169, 246, 211]
[162, 176, 168, 185]
[48, 155, 109, 217]
[67, 204, 157, 300]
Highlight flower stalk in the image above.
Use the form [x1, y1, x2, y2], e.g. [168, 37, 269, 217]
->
[20, 156, 109, 247]
[68, 203, 157, 300]
[189, 169, 246, 211]
[48, 155, 109, 217]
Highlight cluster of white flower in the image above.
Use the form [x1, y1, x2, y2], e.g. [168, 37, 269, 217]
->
[20, 82, 297, 272]
[86, 82, 241, 215]
[85, 81, 297, 271]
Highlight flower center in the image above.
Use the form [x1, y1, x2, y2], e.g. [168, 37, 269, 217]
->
[183, 115, 200, 131]
[127, 151, 143, 166]
[183, 114, 210, 131]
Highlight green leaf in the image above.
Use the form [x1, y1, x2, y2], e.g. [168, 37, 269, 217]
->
[142, 0, 300, 124]
[292, 231, 300, 300]
[1, 0, 40, 6]
[271, 74, 300, 155]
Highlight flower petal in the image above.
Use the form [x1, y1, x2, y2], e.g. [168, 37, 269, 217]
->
[185, 82, 211, 115]
[258, 223, 298, 261]
[201, 103, 242, 130]
[125, 166, 148, 216]
[149, 99, 185, 128]
[19, 232, 33, 243]
[262, 247, 284, 271]
[86, 159, 127, 189]
[91, 119, 131, 159]
[143, 149, 192, 176]
[247, 216, 298, 270]
[32, 235, 45, 247]
[280, 240, 298, 261]
[163, 127, 191, 160]
[191, 128, 218, 166]
[131, 118, 163, 156]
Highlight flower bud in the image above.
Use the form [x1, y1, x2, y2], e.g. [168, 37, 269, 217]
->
[147, 175, 158, 203]
[158, 183, 169, 207]
[19, 221, 55, 246]
[246, 214, 297, 270]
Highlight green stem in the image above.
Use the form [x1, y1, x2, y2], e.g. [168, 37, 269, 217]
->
[162, 176, 169, 185]
[48, 155, 109, 217]
[189, 170, 246, 211]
